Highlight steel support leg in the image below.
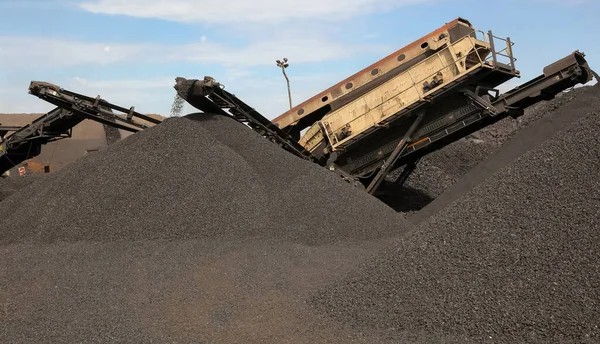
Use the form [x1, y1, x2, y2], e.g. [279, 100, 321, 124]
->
[366, 112, 425, 194]
[463, 89, 498, 116]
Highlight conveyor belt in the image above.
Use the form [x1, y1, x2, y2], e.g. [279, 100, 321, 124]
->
[0, 126, 22, 138]
[28, 81, 161, 131]
[0, 82, 163, 175]
[174, 77, 315, 162]
[172, 51, 594, 194]
[174, 77, 363, 187]
[345, 51, 595, 178]
[0, 108, 80, 174]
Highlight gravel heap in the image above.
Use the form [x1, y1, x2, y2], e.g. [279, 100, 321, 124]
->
[2, 85, 597, 343]
[312, 86, 600, 342]
[387, 87, 592, 210]
[0, 113, 406, 246]
[410, 86, 599, 224]
[0, 174, 46, 202]
[1, 113, 409, 343]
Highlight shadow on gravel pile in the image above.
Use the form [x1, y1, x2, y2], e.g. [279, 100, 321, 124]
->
[311, 86, 600, 343]
[411, 85, 600, 224]
[390, 86, 595, 204]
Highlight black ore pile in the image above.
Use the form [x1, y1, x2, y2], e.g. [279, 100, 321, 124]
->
[0, 174, 45, 201]
[389, 87, 592, 209]
[0, 113, 408, 343]
[0, 113, 406, 246]
[312, 86, 600, 343]
[411, 85, 599, 224]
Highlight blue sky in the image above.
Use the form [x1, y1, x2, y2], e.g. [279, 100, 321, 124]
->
[0, 0, 597, 118]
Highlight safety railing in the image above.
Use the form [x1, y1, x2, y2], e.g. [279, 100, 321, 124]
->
[484, 30, 517, 72]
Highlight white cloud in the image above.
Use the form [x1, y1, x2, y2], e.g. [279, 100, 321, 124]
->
[217, 70, 351, 117]
[0, 76, 177, 114]
[0, 68, 350, 118]
[0, 0, 393, 116]
[63, 77, 179, 114]
[0, 85, 56, 113]
[175, 38, 390, 67]
[4, 66, 595, 119]
[79, 0, 431, 24]
[68, 76, 174, 90]
[0, 35, 390, 68]
[0, 36, 149, 67]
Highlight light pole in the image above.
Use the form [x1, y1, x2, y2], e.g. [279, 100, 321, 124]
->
[276, 58, 292, 110]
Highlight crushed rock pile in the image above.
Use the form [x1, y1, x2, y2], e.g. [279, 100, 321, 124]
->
[0, 174, 46, 202]
[2, 86, 599, 343]
[312, 86, 600, 343]
[410, 85, 600, 224]
[0, 113, 409, 343]
[0, 113, 406, 246]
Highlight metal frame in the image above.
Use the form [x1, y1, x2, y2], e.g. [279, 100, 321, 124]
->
[0, 82, 163, 175]
[174, 77, 315, 162]
[3, 108, 76, 149]
[171, 50, 593, 195]
[173, 77, 364, 187]
[365, 112, 425, 194]
[344, 51, 593, 177]
[28, 81, 161, 132]
[319, 29, 519, 152]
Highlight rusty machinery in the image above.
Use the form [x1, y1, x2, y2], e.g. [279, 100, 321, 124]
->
[173, 17, 595, 194]
[3, 18, 594, 194]
[0, 82, 162, 174]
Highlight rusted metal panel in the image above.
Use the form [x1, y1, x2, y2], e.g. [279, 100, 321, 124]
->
[340, 51, 593, 177]
[271, 18, 471, 130]
[298, 33, 502, 153]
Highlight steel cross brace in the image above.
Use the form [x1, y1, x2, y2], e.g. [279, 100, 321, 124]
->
[366, 111, 426, 194]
